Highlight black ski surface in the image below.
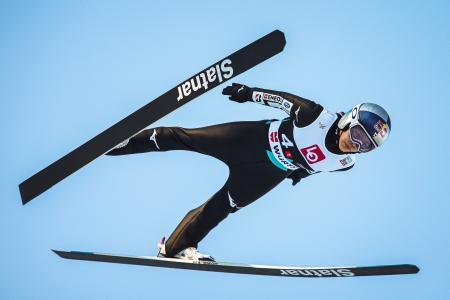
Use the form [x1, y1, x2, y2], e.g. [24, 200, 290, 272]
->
[53, 250, 419, 278]
[19, 30, 286, 205]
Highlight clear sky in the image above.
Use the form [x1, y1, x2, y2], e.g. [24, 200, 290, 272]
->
[1, 0, 449, 299]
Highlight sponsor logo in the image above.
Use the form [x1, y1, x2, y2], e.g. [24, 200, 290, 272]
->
[149, 129, 160, 150]
[196, 260, 218, 265]
[269, 131, 279, 143]
[373, 119, 388, 138]
[253, 92, 263, 103]
[319, 122, 326, 129]
[176, 58, 233, 101]
[294, 106, 301, 122]
[352, 107, 358, 119]
[267, 121, 299, 171]
[263, 93, 283, 104]
[339, 156, 353, 167]
[273, 144, 296, 168]
[300, 144, 326, 164]
[281, 100, 293, 114]
[284, 150, 293, 158]
[228, 191, 241, 210]
[280, 269, 355, 277]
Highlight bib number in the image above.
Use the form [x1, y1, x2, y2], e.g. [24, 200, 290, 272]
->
[281, 134, 294, 148]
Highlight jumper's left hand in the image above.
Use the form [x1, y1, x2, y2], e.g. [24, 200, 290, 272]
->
[222, 83, 251, 103]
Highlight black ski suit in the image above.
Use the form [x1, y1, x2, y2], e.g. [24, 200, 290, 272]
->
[107, 86, 350, 257]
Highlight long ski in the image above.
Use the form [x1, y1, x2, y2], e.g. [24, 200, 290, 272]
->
[19, 30, 286, 205]
[53, 250, 419, 278]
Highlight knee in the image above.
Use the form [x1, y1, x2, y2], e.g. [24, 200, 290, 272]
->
[202, 197, 233, 219]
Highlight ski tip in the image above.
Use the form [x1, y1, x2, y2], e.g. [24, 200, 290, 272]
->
[273, 29, 285, 38]
[271, 29, 286, 49]
[52, 249, 64, 257]
[52, 249, 96, 259]
[52, 249, 75, 258]
[410, 264, 420, 274]
[396, 264, 420, 274]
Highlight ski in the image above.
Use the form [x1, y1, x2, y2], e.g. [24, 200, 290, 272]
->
[53, 250, 419, 278]
[19, 30, 286, 205]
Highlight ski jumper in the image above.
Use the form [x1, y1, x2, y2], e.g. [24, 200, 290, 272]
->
[107, 87, 355, 257]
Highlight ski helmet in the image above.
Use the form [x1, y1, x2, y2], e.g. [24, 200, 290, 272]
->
[338, 103, 391, 153]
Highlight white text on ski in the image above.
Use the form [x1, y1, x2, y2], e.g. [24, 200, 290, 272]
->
[177, 59, 233, 101]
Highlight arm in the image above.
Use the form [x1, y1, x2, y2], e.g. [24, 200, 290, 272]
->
[223, 83, 323, 127]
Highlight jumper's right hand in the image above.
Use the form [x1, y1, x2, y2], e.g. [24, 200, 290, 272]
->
[222, 83, 251, 103]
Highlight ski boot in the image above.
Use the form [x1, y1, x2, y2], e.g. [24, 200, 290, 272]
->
[157, 237, 215, 262]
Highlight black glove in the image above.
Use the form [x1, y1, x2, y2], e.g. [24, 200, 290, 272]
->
[287, 169, 311, 186]
[222, 83, 252, 103]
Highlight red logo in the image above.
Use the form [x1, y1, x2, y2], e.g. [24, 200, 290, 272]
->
[269, 132, 279, 143]
[374, 119, 388, 138]
[284, 150, 292, 158]
[300, 144, 325, 164]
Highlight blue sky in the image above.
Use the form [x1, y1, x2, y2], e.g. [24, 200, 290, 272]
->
[1, 0, 449, 299]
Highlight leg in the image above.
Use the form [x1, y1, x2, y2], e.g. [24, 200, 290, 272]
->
[107, 120, 271, 164]
[164, 183, 232, 257]
[164, 162, 288, 257]
[106, 127, 203, 156]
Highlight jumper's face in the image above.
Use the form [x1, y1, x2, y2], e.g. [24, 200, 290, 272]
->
[339, 129, 359, 153]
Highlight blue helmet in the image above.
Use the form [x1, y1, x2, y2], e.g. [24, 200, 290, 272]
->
[338, 103, 391, 152]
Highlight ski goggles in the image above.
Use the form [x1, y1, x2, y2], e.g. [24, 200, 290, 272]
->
[349, 124, 376, 153]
